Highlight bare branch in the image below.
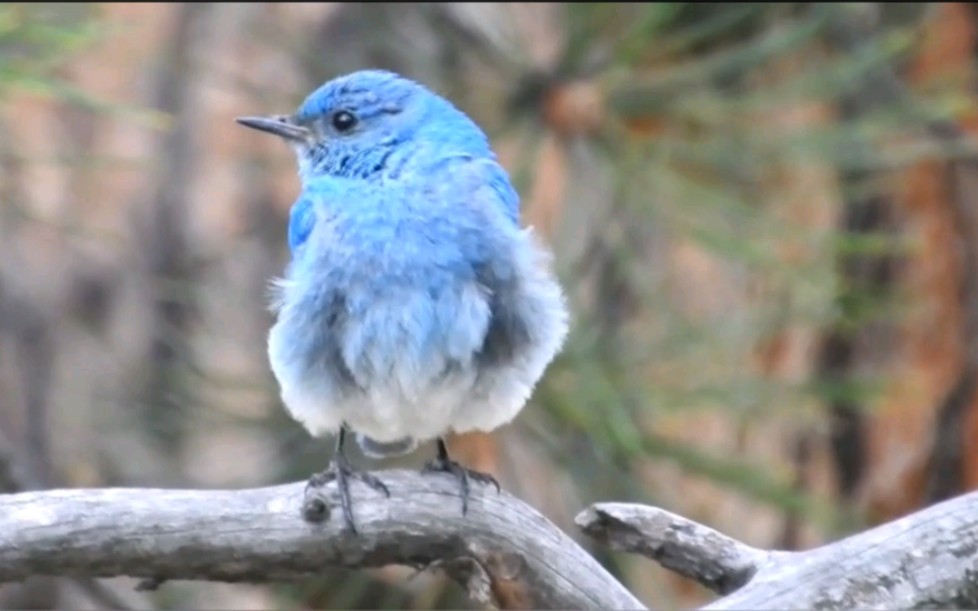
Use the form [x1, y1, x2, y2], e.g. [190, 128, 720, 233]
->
[0, 370, 149, 609]
[576, 503, 775, 595]
[0, 470, 645, 611]
[578, 490, 978, 609]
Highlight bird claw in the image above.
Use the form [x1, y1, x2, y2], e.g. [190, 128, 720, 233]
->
[422, 456, 500, 516]
[303, 458, 390, 533]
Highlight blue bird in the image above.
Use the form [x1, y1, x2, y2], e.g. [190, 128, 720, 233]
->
[237, 70, 568, 531]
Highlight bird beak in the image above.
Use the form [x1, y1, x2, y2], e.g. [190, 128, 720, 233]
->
[235, 115, 310, 142]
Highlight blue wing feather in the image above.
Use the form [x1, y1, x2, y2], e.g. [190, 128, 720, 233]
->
[488, 162, 520, 223]
[287, 193, 316, 253]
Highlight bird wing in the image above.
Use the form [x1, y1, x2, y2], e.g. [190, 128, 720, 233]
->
[287, 191, 317, 253]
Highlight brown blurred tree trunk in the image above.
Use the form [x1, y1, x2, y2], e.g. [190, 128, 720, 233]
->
[810, 2, 978, 523]
[134, 3, 212, 459]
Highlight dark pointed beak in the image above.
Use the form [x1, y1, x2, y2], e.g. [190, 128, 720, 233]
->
[235, 115, 310, 141]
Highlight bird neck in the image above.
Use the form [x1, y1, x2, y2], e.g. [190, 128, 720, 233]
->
[299, 139, 490, 184]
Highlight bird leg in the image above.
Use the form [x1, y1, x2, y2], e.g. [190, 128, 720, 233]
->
[304, 426, 389, 533]
[422, 437, 500, 515]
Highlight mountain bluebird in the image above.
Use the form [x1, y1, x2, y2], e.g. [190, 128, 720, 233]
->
[237, 69, 568, 531]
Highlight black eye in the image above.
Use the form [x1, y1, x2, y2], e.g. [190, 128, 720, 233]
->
[331, 110, 357, 133]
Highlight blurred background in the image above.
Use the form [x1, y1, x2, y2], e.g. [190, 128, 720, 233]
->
[2, 2, 978, 609]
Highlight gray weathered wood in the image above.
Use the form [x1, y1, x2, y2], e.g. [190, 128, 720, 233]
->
[577, 491, 978, 609]
[576, 503, 776, 595]
[6, 466, 978, 610]
[0, 470, 645, 610]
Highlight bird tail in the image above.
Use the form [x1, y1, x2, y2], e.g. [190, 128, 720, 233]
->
[355, 433, 418, 458]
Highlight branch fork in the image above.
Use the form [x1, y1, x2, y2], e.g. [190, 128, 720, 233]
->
[0, 470, 976, 609]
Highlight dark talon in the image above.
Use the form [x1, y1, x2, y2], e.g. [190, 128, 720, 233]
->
[422, 438, 500, 515]
[303, 427, 389, 533]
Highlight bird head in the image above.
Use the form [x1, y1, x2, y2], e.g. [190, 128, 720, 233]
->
[237, 69, 491, 181]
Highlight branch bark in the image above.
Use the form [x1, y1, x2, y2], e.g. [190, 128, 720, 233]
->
[576, 504, 779, 595]
[0, 470, 644, 610]
[578, 490, 978, 609]
[6, 469, 978, 610]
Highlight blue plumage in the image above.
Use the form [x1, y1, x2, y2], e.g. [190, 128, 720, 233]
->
[238, 69, 568, 526]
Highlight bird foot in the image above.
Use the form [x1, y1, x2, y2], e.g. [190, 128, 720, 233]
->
[422, 456, 500, 515]
[303, 458, 389, 533]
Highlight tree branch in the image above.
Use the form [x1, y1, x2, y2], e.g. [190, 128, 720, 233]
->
[578, 490, 978, 609]
[9, 467, 977, 609]
[0, 470, 645, 610]
[576, 504, 778, 595]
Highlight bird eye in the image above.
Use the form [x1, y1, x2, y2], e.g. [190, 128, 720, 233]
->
[331, 110, 358, 133]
